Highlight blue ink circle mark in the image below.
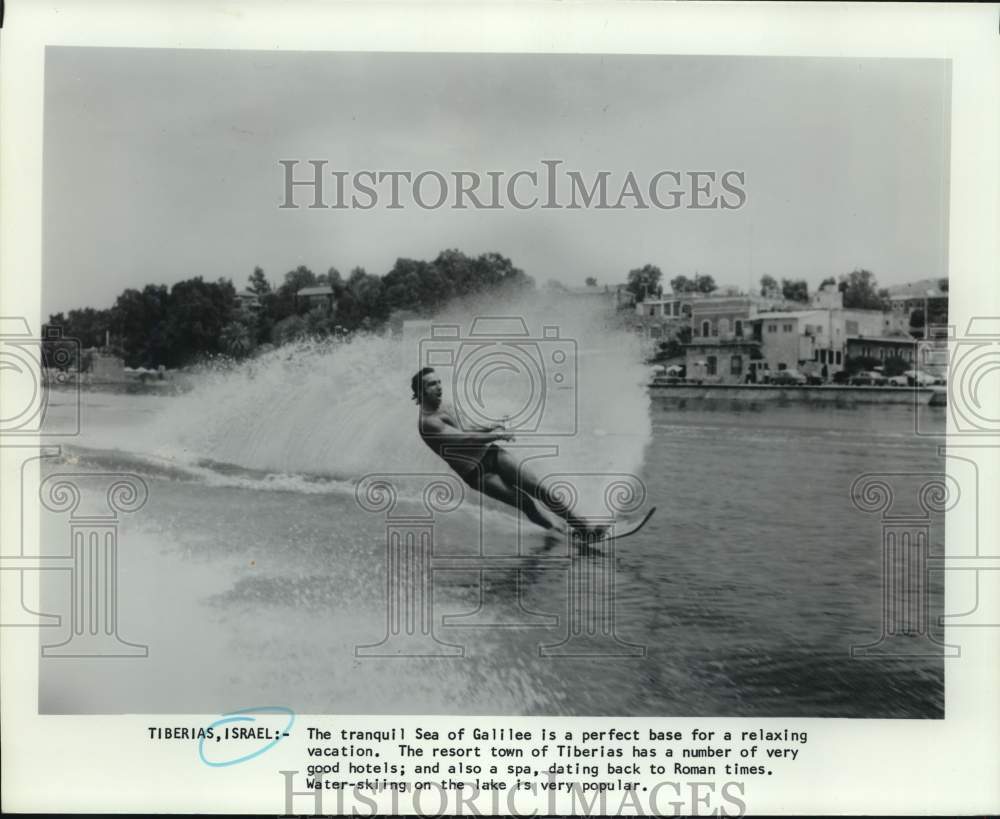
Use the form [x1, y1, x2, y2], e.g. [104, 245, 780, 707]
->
[198, 705, 295, 767]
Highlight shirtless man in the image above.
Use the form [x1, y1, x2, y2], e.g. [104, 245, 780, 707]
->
[412, 366, 595, 534]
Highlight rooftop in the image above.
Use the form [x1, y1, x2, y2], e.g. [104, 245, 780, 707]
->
[886, 278, 947, 299]
[753, 310, 825, 321]
[297, 286, 334, 297]
[846, 335, 918, 344]
[684, 337, 761, 347]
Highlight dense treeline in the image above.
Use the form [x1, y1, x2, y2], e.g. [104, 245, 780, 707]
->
[43, 249, 533, 369]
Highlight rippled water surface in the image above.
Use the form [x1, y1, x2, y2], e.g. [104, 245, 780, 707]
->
[37, 350, 947, 717]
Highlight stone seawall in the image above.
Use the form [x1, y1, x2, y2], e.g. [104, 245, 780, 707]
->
[648, 382, 946, 405]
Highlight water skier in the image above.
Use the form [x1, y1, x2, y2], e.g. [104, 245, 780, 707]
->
[412, 366, 601, 535]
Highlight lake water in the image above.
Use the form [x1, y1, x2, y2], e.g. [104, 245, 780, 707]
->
[34, 311, 947, 717]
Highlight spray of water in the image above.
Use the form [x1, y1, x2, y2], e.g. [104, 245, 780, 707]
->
[134, 289, 652, 513]
[42, 291, 655, 715]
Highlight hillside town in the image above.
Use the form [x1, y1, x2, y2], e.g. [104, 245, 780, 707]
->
[623, 276, 948, 388]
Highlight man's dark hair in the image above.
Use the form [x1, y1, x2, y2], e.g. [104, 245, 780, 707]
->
[411, 367, 435, 403]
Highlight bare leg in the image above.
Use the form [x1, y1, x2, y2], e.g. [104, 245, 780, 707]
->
[479, 473, 558, 531]
[492, 449, 593, 531]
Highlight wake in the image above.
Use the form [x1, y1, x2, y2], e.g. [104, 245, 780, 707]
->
[97, 290, 654, 515]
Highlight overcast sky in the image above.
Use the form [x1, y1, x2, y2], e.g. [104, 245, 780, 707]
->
[43, 48, 950, 315]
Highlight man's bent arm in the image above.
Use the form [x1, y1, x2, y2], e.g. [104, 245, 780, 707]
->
[421, 416, 512, 446]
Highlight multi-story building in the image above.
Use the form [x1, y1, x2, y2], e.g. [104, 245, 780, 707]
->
[635, 294, 694, 320]
[631, 294, 698, 354]
[661, 281, 920, 383]
[684, 295, 764, 383]
[750, 284, 909, 378]
[752, 306, 909, 379]
[296, 285, 336, 314]
[753, 310, 830, 375]
[845, 336, 920, 367]
[234, 289, 261, 312]
[886, 278, 948, 311]
[886, 278, 949, 336]
[682, 285, 915, 382]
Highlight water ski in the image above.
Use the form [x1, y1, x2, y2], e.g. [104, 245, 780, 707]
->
[570, 507, 657, 544]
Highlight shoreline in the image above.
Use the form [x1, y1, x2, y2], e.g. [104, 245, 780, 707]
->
[648, 381, 946, 406]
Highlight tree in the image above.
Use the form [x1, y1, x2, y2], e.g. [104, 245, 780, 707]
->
[46, 247, 538, 364]
[43, 308, 116, 366]
[693, 274, 717, 294]
[162, 277, 236, 366]
[111, 284, 171, 367]
[349, 267, 389, 323]
[584, 276, 598, 287]
[325, 267, 344, 289]
[819, 276, 836, 288]
[220, 318, 256, 359]
[247, 266, 271, 296]
[909, 308, 925, 331]
[626, 264, 662, 300]
[839, 269, 888, 310]
[382, 257, 440, 313]
[470, 251, 533, 293]
[670, 274, 692, 294]
[305, 306, 335, 337]
[270, 265, 320, 318]
[759, 274, 779, 298]
[284, 265, 320, 292]
[671, 273, 716, 294]
[271, 314, 308, 346]
[781, 278, 809, 302]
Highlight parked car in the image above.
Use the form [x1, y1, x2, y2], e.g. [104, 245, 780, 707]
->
[904, 369, 939, 387]
[850, 371, 888, 386]
[887, 374, 910, 387]
[768, 368, 808, 385]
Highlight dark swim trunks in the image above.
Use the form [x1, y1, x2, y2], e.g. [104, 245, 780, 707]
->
[458, 444, 502, 487]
